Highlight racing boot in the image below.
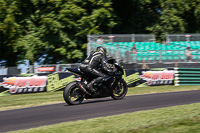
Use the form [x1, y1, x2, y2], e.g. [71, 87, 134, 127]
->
[87, 83, 96, 93]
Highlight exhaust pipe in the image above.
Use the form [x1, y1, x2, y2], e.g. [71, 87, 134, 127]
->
[76, 82, 91, 95]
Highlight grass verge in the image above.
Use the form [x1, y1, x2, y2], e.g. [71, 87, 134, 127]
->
[0, 85, 200, 111]
[9, 102, 200, 133]
[0, 91, 63, 111]
[127, 85, 200, 95]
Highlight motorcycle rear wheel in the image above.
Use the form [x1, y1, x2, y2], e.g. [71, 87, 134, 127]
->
[110, 80, 128, 100]
[63, 81, 85, 105]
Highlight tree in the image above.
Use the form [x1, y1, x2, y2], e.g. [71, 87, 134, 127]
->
[112, 0, 200, 42]
[0, 0, 116, 66]
[112, 0, 160, 34]
[0, 0, 21, 66]
[147, 0, 200, 41]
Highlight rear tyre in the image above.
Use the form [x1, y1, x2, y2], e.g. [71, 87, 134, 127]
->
[63, 81, 85, 105]
[110, 79, 128, 100]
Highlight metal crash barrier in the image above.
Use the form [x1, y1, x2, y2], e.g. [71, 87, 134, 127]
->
[0, 68, 175, 96]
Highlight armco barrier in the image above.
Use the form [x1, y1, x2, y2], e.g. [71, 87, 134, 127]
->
[0, 72, 76, 95]
[0, 69, 174, 96]
[174, 68, 200, 86]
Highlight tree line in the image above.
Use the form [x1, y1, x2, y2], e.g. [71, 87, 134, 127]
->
[1, 0, 200, 66]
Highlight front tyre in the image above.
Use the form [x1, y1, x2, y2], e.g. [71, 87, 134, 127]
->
[63, 81, 85, 105]
[110, 79, 128, 100]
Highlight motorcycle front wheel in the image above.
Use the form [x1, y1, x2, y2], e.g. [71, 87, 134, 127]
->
[110, 79, 128, 100]
[63, 81, 85, 105]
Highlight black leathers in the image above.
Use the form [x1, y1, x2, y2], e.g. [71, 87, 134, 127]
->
[79, 51, 114, 89]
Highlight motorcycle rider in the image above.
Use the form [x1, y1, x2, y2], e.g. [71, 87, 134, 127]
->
[78, 46, 117, 93]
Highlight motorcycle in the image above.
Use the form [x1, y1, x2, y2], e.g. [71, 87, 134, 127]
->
[63, 58, 128, 105]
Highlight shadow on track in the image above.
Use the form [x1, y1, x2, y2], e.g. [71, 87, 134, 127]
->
[63, 98, 115, 106]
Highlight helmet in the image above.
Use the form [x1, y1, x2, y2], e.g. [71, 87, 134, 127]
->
[96, 46, 107, 56]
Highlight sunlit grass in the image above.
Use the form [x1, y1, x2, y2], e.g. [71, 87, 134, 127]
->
[0, 91, 63, 111]
[127, 85, 200, 95]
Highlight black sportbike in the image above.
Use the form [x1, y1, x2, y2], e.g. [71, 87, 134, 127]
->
[63, 59, 128, 105]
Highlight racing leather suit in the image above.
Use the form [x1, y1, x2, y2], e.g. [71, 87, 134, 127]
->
[79, 51, 115, 91]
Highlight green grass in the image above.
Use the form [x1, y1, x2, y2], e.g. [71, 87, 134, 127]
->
[127, 85, 200, 95]
[0, 85, 200, 111]
[0, 91, 64, 111]
[9, 102, 200, 133]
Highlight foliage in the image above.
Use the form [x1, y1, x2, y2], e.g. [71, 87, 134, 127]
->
[112, 0, 160, 34]
[112, 0, 200, 42]
[0, 0, 21, 66]
[146, 0, 200, 42]
[0, 0, 115, 65]
[1, 0, 200, 65]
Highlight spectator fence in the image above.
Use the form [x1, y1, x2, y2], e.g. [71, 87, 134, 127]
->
[88, 34, 200, 64]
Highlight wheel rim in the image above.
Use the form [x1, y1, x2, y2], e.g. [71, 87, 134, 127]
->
[112, 81, 126, 98]
[69, 85, 84, 102]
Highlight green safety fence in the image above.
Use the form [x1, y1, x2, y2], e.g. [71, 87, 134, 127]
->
[174, 68, 200, 71]
[174, 67, 200, 86]
[175, 74, 200, 77]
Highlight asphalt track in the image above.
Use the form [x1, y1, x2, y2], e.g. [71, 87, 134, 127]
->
[1, 90, 200, 133]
